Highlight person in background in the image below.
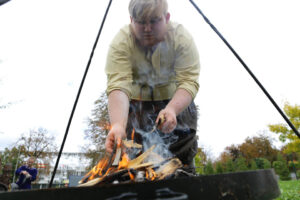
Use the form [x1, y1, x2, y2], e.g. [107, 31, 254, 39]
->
[105, 0, 200, 173]
[11, 157, 38, 190]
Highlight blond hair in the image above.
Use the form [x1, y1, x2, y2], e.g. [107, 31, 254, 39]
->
[129, 0, 168, 21]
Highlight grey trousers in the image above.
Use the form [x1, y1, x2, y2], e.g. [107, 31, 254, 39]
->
[126, 100, 198, 170]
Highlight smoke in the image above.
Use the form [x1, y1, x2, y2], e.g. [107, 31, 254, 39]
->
[137, 127, 178, 162]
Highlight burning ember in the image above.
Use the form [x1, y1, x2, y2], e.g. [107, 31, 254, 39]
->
[78, 129, 183, 187]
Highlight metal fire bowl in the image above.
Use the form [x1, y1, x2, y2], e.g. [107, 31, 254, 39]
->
[0, 169, 280, 200]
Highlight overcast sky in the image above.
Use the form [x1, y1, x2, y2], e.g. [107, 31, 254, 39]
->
[0, 0, 299, 158]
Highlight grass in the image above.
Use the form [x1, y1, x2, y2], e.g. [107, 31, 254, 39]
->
[275, 180, 300, 200]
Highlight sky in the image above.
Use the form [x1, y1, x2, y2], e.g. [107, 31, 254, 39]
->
[0, 0, 299, 159]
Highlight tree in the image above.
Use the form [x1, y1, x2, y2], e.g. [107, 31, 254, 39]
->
[225, 159, 235, 173]
[0, 101, 13, 109]
[82, 92, 110, 167]
[0, 79, 16, 110]
[215, 162, 224, 174]
[268, 102, 300, 154]
[1, 128, 57, 181]
[194, 147, 208, 175]
[254, 158, 271, 169]
[17, 127, 57, 159]
[204, 160, 214, 175]
[250, 159, 257, 170]
[273, 159, 291, 181]
[234, 156, 248, 172]
[224, 145, 240, 161]
[0, 147, 21, 181]
[238, 134, 279, 163]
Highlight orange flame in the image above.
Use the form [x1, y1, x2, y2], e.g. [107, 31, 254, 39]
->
[146, 168, 157, 181]
[131, 128, 135, 141]
[128, 169, 135, 181]
[118, 154, 129, 169]
[87, 156, 110, 181]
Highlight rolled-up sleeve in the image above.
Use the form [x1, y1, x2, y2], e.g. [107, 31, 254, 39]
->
[174, 26, 200, 99]
[105, 29, 133, 98]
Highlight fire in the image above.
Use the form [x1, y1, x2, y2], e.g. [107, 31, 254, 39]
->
[79, 156, 112, 184]
[146, 168, 157, 181]
[131, 128, 135, 141]
[128, 169, 135, 181]
[78, 128, 183, 187]
[118, 154, 129, 169]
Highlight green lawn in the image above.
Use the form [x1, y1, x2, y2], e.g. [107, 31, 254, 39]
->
[276, 180, 300, 200]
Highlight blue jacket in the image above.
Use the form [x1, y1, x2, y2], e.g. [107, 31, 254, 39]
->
[15, 165, 37, 189]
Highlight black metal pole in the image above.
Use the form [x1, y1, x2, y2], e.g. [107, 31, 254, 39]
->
[0, 0, 11, 6]
[189, 0, 300, 139]
[48, 0, 113, 188]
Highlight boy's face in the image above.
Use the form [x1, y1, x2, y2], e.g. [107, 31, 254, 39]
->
[131, 12, 170, 47]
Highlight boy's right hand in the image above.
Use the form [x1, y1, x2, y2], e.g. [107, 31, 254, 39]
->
[105, 124, 126, 153]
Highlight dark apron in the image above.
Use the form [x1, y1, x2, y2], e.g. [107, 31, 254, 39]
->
[126, 100, 198, 171]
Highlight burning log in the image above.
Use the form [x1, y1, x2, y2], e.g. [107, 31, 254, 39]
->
[112, 146, 122, 166]
[78, 142, 121, 184]
[122, 140, 142, 149]
[78, 169, 127, 187]
[155, 158, 182, 180]
[112, 138, 142, 167]
[78, 145, 156, 186]
[78, 143, 184, 187]
[127, 145, 155, 168]
[78, 153, 111, 184]
[78, 163, 154, 187]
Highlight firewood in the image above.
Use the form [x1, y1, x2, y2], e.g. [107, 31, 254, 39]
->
[78, 163, 154, 187]
[78, 149, 116, 185]
[101, 144, 117, 175]
[122, 140, 142, 148]
[127, 145, 155, 168]
[78, 170, 92, 184]
[77, 177, 104, 187]
[112, 147, 122, 166]
[155, 158, 182, 180]
[78, 145, 187, 187]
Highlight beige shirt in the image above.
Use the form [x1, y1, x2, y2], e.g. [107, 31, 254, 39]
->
[105, 22, 200, 101]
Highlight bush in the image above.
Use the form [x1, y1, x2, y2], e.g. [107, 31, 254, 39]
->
[215, 162, 224, 174]
[235, 157, 248, 172]
[255, 158, 271, 169]
[204, 161, 214, 175]
[194, 154, 205, 175]
[275, 153, 292, 180]
[273, 161, 284, 175]
[279, 167, 291, 181]
[272, 160, 291, 181]
[250, 160, 257, 170]
[225, 159, 235, 173]
[263, 159, 271, 169]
